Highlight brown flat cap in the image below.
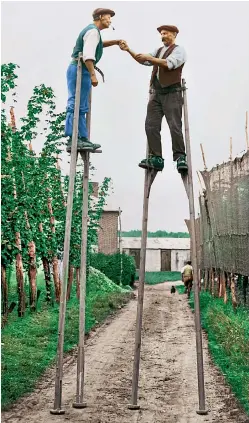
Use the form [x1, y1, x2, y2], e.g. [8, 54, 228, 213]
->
[157, 25, 179, 34]
[92, 8, 115, 19]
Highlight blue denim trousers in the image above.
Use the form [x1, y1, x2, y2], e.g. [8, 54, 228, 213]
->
[65, 63, 91, 138]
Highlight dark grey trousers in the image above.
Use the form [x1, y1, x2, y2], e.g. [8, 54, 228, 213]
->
[145, 88, 186, 161]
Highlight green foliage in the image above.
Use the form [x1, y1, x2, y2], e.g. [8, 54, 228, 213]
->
[1, 63, 111, 313]
[1, 63, 66, 273]
[121, 230, 190, 238]
[177, 288, 249, 415]
[1, 269, 132, 409]
[140, 271, 182, 285]
[1, 63, 19, 103]
[175, 284, 185, 295]
[90, 252, 136, 287]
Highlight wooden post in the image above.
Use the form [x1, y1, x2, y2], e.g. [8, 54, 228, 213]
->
[66, 265, 74, 301]
[1, 264, 8, 321]
[50, 53, 82, 415]
[246, 111, 249, 150]
[128, 165, 157, 409]
[204, 269, 208, 291]
[9, 109, 26, 317]
[76, 267, 80, 300]
[220, 270, 226, 300]
[118, 207, 123, 285]
[211, 268, 215, 296]
[200, 144, 207, 171]
[182, 80, 208, 415]
[197, 171, 205, 192]
[230, 274, 237, 310]
[229, 137, 233, 161]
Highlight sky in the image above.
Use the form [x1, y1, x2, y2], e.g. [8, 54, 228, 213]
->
[2, 1, 249, 232]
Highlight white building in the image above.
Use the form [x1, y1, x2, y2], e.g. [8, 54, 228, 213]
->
[121, 237, 190, 272]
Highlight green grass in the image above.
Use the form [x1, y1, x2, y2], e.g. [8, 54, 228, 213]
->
[177, 287, 249, 415]
[136, 271, 181, 285]
[1, 267, 132, 410]
[175, 284, 185, 294]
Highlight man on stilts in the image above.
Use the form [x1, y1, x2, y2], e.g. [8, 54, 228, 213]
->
[120, 25, 188, 174]
[65, 8, 125, 153]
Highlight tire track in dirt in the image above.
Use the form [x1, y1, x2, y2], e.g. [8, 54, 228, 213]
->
[2, 283, 248, 423]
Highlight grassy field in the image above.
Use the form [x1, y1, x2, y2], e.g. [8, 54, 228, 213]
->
[136, 271, 181, 285]
[176, 286, 249, 415]
[1, 267, 132, 410]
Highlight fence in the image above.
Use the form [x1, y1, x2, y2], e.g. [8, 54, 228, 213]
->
[188, 151, 249, 308]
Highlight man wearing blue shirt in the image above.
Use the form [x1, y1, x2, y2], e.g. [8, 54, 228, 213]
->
[65, 8, 125, 153]
[120, 25, 188, 174]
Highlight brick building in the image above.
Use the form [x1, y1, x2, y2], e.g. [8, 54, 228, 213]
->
[98, 210, 119, 254]
[90, 182, 120, 255]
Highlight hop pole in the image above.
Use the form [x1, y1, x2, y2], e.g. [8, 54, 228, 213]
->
[182, 79, 208, 415]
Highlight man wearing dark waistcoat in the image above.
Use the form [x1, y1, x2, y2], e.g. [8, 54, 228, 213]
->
[120, 25, 188, 173]
[65, 8, 125, 153]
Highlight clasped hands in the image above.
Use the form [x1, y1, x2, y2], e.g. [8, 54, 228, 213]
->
[118, 40, 152, 63]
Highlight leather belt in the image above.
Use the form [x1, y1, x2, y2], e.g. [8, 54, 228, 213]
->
[71, 58, 105, 83]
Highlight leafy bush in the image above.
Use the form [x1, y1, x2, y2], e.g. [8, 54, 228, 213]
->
[90, 252, 136, 287]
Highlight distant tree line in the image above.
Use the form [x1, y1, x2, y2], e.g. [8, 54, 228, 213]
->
[120, 230, 190, 238]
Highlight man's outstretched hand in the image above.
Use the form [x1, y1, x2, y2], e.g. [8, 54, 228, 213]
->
[119, 40, 129, 51]
[119, 42, 150, 65]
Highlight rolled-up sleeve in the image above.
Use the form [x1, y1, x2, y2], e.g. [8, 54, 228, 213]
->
[166, 46, 186, 70]
[82, 28, 100, 62]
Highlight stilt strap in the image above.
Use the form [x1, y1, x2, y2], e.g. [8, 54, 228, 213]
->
[94, 66, 105, 83]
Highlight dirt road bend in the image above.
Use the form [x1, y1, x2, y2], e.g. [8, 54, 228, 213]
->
[2, 283, 248, 423]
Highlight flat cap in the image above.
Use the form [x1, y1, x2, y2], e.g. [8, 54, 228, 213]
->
[92, 8, 115, 19]
[157, 25, 179, 34]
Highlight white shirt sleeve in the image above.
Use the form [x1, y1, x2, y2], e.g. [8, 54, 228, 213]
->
[181, 266, 185, 274]
[166, 45, 186, 70]
[82, 28, 100, 62]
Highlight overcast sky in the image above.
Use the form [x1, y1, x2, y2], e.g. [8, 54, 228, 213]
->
[2, 1, 249, 232]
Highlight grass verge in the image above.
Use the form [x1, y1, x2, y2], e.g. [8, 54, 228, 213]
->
[1, 267, 132, 410]
[176, 286, 249, 415]
[136, 271, 181, 285]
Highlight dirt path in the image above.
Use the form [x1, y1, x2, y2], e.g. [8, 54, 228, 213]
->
[2, 283, 248, 423]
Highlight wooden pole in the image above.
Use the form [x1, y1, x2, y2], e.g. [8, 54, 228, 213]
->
[73, 85, 101, 407]
[128, 167, 157, 410]
[200, 143, 207, 171]
[50, 53, 81, 415]
[245, 111, 249, 150]
[229, 137, 233, 161]
[72, 149, 89, 408]
[118, 207, 123, 285]
[197, 171, 205, 192]
[182, 79, 208, 415]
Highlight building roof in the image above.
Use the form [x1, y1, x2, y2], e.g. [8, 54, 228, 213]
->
[121, 237, 190, 250]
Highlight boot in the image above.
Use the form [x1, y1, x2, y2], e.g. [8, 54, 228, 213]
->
[66, 137, 101, 153]
[139, 155, 164, 171]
